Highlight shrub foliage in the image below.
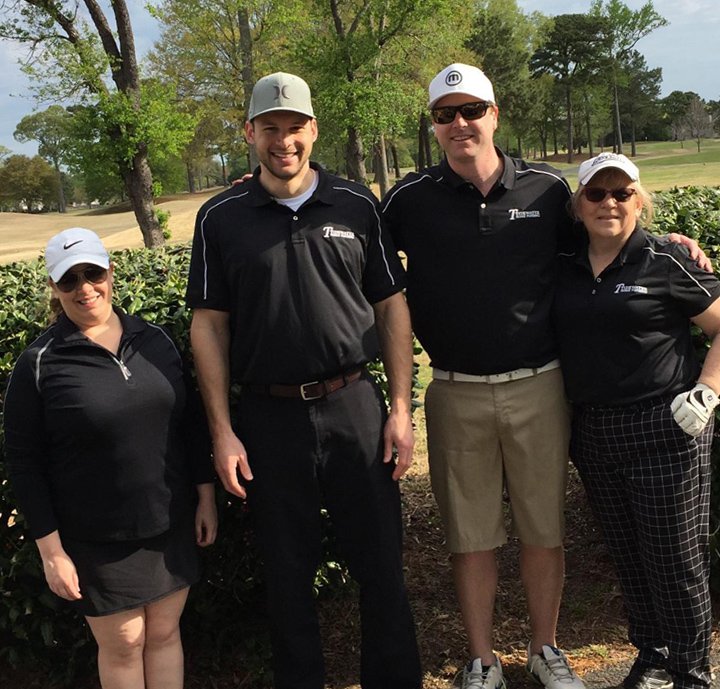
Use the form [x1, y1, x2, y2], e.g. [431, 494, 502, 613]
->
[1, 185, 719, 682]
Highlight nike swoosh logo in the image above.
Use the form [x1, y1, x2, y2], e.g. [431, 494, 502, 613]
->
[63, 240, 83, 250]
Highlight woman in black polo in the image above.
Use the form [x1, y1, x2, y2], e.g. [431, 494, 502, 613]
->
[3, 228, 217, 689]
[554, 154, 720, 689]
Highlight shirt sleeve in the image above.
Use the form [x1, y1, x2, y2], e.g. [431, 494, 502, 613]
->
[185, 200, 232, 311]
[361, 197, 407, 305]
[664, 242, 720, 317]
[3, 349, 59, 539]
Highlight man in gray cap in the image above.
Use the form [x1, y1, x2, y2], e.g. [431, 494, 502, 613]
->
[186, 72, 421, 689]
[382, 63, 585, 689]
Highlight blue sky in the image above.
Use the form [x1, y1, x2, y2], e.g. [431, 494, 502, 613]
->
[1, 0, 718, 157]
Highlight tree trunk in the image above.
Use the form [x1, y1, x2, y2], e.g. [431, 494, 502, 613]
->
[631, 118, 637, 157]
[346, 126, 366, 183]
[613, 79, 624, 155]
[373, 134, 390, 197]
[186, 162, 196, 193]
[565, 84, 574, 164]
[390, 141, 401, 179]
[54, 162, 66, 213]
[238, 7, 258, 170]
[122, 151, 164, 248]
[417, 112, 433, 170]
[219, 153, 227, 186]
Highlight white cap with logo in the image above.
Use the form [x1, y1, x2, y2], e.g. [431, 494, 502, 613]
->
[248, 72, 315, 121]
[45, 228, 110, 282]
[429, 63, 496, 108]
[577, 153, 640, 186]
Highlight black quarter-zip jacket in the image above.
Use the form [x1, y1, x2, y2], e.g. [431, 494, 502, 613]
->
[3, 308, 214, 542]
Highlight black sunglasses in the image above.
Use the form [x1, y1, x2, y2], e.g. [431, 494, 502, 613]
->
[430, 101, 492, 125]
[55, 266, 108, 292]
[583, 187, 636, 203]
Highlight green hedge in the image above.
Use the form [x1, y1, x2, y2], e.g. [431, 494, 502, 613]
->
[1, 186, 719, 682]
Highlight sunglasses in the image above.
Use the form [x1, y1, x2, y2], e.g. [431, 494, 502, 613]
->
[583, 187, 636, 203]
[55, 266, 108, 292]
[430, 101, 492, 125]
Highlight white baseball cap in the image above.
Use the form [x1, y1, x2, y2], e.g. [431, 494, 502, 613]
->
[248, 72, 315, 121]
[45, 228, 110, 282]
[578, 153, 640, 186]
[428, 63, 496, 108]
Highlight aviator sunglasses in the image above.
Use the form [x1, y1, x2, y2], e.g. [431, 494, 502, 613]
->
[582, 187, 637, 203]
[430, 101, 492, 125]
[55, 266, 108, 292]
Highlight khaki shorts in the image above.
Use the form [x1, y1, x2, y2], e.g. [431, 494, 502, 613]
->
[425, 367, 570, 553]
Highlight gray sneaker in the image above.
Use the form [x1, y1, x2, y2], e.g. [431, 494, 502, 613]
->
[526, 644, 586, 689]
[623, 667, 673, 689]
[459, 657, 506, 689]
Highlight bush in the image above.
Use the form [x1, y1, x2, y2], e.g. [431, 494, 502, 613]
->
[652, 185, 720, 592]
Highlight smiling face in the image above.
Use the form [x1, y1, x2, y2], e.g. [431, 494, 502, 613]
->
[576, 169, 642, 245]
[432, 92, 498, 164]
[245, 111, 318, 185]
[50, 262, 114, 330]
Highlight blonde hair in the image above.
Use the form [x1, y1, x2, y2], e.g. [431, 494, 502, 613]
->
[570, 168, 654, 227]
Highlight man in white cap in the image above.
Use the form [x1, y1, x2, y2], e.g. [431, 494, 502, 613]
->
[382, 63, 585, 689]
[186, 72, 421, 689]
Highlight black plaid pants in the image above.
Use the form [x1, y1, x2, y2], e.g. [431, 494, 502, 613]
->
[570, 397, 712, 689]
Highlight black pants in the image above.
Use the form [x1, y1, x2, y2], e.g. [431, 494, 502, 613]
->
[235, 372, 421, 689]
[571, 399, 712, 689]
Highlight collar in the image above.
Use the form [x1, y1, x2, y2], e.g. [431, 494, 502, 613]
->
[571, 224, 645, 269]
[440, 147, 514, 193]
[54, 306, 144, 344]
[245, 162, 333, 207]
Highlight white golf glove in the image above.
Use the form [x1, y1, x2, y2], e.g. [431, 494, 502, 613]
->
[670, 383, 719, 436]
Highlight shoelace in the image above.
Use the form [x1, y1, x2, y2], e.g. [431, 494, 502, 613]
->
[466, 665, 496, 689]
[543, 651, 576, 682]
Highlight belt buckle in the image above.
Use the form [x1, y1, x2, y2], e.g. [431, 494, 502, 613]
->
[300, 380, 322, 400]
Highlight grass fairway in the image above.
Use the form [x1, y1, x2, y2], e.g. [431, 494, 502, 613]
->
[0, 139, 719, 265]
[557, 138, 720, 190]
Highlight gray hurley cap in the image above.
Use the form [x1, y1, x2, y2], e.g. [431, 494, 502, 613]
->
[248, 72, 315, 121]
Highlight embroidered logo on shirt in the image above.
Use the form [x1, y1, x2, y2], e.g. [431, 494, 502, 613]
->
[508, 209, 541, 220]
[322, 226, 355, 239]
[614, 283, 648, 294]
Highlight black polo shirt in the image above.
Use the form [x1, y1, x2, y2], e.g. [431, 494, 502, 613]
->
[186, 163, 406, 385]
[554, 226, 720, 406]
[381, 150, 572, 375]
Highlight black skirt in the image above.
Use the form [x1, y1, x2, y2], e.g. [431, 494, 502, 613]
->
[62, 519, 201, 617]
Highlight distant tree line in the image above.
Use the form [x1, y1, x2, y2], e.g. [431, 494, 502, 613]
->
[0, 0, 718, 242]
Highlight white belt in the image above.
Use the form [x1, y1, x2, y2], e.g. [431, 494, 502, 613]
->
[432, 359, 560, 385]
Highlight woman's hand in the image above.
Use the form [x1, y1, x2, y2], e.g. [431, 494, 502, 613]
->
[36, 531, 82, 600]
[195, 483, 218, 547]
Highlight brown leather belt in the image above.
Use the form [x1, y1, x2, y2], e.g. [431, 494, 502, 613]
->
[244, 368, 363, 400]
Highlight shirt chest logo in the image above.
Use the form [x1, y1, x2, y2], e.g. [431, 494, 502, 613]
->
[322, 225, 355, 239]
[508, 209, 541, 220]
[614, 282, 648, 295]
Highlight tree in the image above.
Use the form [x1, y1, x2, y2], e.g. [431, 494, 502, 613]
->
[0, 154, 58, 210]
[149, 0, 307, 172]
[531, 13, 607, 162]
[590, 0, 667, 154]
[684, 97, 713, 153]
[14, 105, 73, 213]
[661, 91, 699, 144]
[0, 0, 193, 247]
[616, 51, 661, 156]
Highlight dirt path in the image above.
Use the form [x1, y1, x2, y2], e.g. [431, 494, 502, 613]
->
[0, 189, 219, 265]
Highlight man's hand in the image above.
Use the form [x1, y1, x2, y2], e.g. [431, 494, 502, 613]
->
[383, 410, 414, 480]
[667, 233, 713, 272]
[213, 431, 253, 498]
[671, 383, 719, 436]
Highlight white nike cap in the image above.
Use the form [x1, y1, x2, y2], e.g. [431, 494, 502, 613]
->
[577, 152, 640, 186]
[45, 228, 110, 282]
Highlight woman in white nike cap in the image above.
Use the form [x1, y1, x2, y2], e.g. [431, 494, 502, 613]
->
[3, 228, 217, 689]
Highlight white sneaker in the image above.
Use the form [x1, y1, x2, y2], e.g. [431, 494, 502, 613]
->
[527, 644, 586, 689]
[459, 657, 506, 689]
